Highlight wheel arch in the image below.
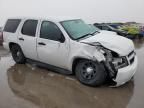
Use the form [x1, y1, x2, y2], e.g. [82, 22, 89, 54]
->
[72, 57, 96, 74]
[9, 42, 20, 51]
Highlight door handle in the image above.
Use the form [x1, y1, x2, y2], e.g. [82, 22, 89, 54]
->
[19, 38, 24, 41]
[38, 42, 46, 45]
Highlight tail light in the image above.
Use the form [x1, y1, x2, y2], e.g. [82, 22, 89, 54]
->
[0, 31, 3, 45]
[2, 32, 3, 42]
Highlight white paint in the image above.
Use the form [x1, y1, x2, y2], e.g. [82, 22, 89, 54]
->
[3, 17, 138, 86]
[80, 32, 134, 56]
[114, 56, 138, 86]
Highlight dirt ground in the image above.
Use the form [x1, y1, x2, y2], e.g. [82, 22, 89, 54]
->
[0, 39, 144, 108]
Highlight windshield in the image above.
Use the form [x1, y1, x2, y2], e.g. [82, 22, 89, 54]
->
[60, 19, 99, 40]
[89, 24, 100, 31]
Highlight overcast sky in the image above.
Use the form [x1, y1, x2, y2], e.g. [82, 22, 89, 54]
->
[0, 0, 144, 25]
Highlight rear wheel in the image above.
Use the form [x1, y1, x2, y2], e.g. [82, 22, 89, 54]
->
[11, 45, 26, 64]
[75, 60, 106, 86]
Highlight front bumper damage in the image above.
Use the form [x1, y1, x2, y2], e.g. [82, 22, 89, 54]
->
[81, 41, 137, 87]
[101, 48, 138, 87]
[114, 56, 137, 86]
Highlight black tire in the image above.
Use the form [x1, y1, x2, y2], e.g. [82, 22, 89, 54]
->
[11, 45, 26, 64]
[75, 60, 106, 86]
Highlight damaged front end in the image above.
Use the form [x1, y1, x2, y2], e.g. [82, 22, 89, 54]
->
[81, 42, 136, 86]
[94, 44, 129, 85]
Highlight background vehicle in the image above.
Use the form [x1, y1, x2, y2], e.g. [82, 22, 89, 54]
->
[89, 24, 117, 35]
[139, 26, 144, 38]
[3, 18, 137, 87]
[93, 23, 129, 37]
[0, 27, 3, 45]
[121, 25, 141, 39]
[108, 23, 122, 29]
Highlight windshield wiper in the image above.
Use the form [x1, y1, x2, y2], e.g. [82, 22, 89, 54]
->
[77, 31, 100, 40]
[91, 31, 100, 35]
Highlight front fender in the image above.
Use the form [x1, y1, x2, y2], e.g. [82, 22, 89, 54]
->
[69, 48, 106, 71]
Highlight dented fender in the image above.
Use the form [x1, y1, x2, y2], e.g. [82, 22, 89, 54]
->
[74, 43, 106, 62]
[68, 42, 106, 71]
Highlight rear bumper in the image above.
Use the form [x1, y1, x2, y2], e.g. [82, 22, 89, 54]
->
[114, 56, 138, 86]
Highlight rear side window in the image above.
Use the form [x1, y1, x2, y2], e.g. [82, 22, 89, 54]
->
[4, 19, 21, 33]
[21, 20, 38, 37]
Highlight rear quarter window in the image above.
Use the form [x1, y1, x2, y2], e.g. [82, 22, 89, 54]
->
[4, 19, 21, 33]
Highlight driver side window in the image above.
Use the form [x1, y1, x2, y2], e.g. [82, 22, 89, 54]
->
[40, 21, 64, 42]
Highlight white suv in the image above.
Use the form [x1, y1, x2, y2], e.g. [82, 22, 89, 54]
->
[3, 17, 138, 86]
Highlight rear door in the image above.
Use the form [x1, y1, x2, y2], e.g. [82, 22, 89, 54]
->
[3, 19, 21, 49]
[18, 19, 39, 60]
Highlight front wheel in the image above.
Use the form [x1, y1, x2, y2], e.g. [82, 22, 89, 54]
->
[75, 60, 106, 86]
[11, 45, 26, 64]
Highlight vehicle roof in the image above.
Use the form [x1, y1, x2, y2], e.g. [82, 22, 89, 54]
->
[7, 16, 81, 22]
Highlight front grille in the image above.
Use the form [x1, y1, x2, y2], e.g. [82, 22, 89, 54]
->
[128, 51, 134, 58]
[130, 57, 135, 64]
[127, 50, 135, 65]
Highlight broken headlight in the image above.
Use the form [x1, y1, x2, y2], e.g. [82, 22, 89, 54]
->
[112, 57, 128, 69]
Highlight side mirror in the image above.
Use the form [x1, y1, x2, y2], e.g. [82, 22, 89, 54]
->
[59, 33, 65, 43]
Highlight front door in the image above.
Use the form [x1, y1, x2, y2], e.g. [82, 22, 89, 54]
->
[37, 21, 69, 69]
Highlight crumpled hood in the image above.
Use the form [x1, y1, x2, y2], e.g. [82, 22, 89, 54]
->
[80, 32, 135, 56]
[100, 30, 117, 35]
